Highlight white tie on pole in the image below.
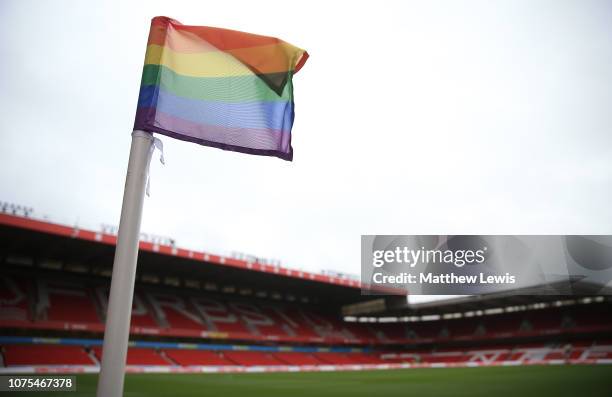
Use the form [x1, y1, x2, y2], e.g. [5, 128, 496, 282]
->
[96, 130, 157, 397]
[146, 135, 165, 197]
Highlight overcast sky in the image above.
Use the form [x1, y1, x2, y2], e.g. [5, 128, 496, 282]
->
[1, 0, 611, 287]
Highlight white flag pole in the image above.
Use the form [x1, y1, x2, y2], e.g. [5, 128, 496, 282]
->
[96, 130, 155, 397]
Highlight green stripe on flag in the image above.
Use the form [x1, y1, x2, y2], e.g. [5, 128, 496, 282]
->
[141, 65, 293, 102]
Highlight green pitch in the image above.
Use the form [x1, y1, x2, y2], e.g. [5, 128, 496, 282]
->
[17, 365, 612, 397]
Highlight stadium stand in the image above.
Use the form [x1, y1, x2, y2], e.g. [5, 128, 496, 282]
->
[222, 351, 285, 366]
[36, 279, 101, 324]
[91, 347, 170, 366]
[0, 212, 611, 373]
[3, 344, 94, 366]
[313, 352, 358, 365]
[3, 272, 611, 346]
[272, 352, 324, 365]
[164, 349, 235, 366]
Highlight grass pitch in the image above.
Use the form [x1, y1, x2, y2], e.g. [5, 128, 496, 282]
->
[17, 365, 612, 397]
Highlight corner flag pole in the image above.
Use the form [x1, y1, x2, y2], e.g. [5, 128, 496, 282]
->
[96, 130, 155, 397]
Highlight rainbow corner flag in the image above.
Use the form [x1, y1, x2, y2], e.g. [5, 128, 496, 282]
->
[134, 16, 309, 161]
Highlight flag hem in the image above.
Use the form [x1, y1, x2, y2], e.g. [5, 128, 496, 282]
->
[142, 124, 294, 161]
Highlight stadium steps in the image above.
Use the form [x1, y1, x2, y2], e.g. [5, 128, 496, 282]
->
[86, 348, 100, 365]
[244, 322, 261, 336]
[219, 351, 240, 366]
[92, 347, 170, 366]
[159, 350, 179, 366]
[281, 324, 296, 337]
[92, 290, 107, 324]
[269, 354, 293, 365]
[162, 349, 234, 366]
[223, 351, 286, 366]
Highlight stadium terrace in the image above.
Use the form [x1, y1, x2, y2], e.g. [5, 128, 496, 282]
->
[0, 212, 611, 378]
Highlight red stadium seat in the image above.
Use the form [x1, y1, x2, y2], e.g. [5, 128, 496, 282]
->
[272, 352, 325, 365]
[164, 349, 235, 366]
[190, 297, 251, 334]
[313, 352, 356, 365]
[92, 346, 169, 366]
[223, 351, 285, 366]
[3, 344, 94, 366]
[3, 272, 612, 352]
[36, 280, 100, 324]
[147, 293, 206, 330]
[346, 352, 386, 364]
[95, 289, 160, 328]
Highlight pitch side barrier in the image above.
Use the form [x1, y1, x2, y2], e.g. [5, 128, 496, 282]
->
[1, 336, 611, 374]
[2, 361, 612, 375]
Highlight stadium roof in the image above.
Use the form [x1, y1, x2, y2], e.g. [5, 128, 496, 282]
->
[0, 212, 403, 306]
[343, 283, 611, 317]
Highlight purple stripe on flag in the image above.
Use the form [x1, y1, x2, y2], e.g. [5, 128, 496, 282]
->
[134, 107, 293, 160]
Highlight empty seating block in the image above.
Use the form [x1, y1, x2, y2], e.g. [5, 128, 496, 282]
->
[313, 352, 355, 365]
[347, 352, 385, 364]
[164, 349, 235, 366]
[223, 351, 285, 366]
[272, 352, 325, 365]
[92, 347, 168, 365]
[4, 274, 611, 347]
[3, 344, 94, 366]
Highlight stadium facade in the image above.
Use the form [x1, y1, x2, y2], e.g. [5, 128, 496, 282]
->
[0, 212, 611, 374]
